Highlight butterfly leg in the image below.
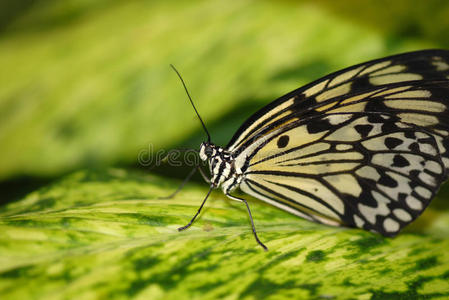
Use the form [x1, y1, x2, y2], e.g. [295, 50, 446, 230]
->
[178, 185, 214, 231]
[226, 193, 268, 251]
[158, 164, 211, 199]
[157, 167, 197, 199]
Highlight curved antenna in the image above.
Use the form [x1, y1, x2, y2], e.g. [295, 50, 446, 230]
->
[170, 64, 211, 142]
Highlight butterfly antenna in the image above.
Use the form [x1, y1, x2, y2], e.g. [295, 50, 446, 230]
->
[170, 64, 211, 142]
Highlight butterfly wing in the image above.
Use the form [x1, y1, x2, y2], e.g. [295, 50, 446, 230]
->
[229, 50, 449, 235]
[228, 50, 449, 158]
[238, 113, 445, 235]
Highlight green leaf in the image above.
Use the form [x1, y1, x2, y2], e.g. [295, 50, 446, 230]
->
[1, 169, 449, 299]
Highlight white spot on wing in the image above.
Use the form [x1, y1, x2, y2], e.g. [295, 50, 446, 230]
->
[406, 195, 423, 210]
[336, 144, 353, 151]
[303, 79, 329, 97]
[418, 142, 438, 156]
[435, 129, 449, 136]
[370, 65, 406, 76]
[419, 172, 437, 187]
[375, 85, 411, 96]
[383, 218, 399, 233]
[356, 166, 381, 181]
[415, 186, 432, 198]
[328, 66, 364, 87]
[393, 209, 412, 222]
[369, 73, 423, 85]
[354, 215, 365, 228]
[372, 190, 391, 204]
[316, 82, 352, 102]
[384, 90, 431, 99]
[358, 202, 390, 224]
[339, 89, 383, 105]
[425, 161, 443, 174]
[376, 172, 411, 202]
[326, 114, 352, 125]
[385, 100, 445, 113]
[359, 61, 391, 76]
[432, 56, 449, 71]
[325, 174, 362, 197]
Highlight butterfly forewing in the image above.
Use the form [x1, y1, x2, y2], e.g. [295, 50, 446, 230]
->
[228, 50, 449, 155]
[229, 50, 449, 235]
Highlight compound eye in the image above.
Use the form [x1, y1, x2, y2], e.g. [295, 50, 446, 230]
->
[205, 146, 214, 157]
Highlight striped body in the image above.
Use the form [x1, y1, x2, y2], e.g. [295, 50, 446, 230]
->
[199, 50, 449, 236]
[199, 143, 242, 193]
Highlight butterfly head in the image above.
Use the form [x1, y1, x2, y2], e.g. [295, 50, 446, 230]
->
[199, 142, 240, 191]
[199, 142, 218, 161]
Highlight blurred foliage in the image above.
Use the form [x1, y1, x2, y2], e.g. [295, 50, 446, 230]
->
[317, 0, 449, 46]
[1, 0, 449, 298]
[1, 0, 449, 185]
[0, 0, 34, 32]
[0, 169, 448, 299]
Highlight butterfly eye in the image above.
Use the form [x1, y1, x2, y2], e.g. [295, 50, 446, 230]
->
[205, 146, 214, 156]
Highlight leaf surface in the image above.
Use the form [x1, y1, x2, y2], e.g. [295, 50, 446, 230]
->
[1, 170, 449, 299]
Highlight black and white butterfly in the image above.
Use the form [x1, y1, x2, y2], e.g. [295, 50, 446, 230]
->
[169, 49, 449, 250]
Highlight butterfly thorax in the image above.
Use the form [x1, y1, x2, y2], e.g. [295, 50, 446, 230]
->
[199, 142, 243, 193]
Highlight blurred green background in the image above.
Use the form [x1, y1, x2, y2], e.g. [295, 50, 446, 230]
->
[2, 1, 449, 299]
[1, 0, 449, 203]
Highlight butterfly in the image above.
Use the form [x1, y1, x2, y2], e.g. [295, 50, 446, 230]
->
[169, 49, 449, 250]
